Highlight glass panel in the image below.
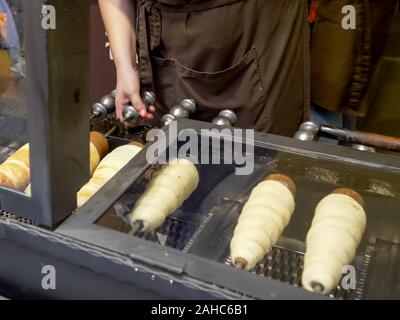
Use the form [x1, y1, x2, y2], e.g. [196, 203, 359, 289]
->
[93, 134, 400, 299]
[0, 0, 29, 196]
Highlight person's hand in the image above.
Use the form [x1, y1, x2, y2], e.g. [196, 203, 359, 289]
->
[115, 66, 156, 122]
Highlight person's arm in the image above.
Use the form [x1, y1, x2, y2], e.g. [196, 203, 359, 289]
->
[98, 0, 155, 121]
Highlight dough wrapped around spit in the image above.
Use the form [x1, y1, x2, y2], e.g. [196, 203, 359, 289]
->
[128, 158, 199, 233]
[0, 144, 30, 191]
[77, 141, 143, 208]
[230, 174, 296, 271]
[89, 131, 110, 175]
[302, 188, 366, 295]
[25, 132, 109, 196]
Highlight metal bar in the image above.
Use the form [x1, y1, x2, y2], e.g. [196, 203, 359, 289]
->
[319, 125, 400, 152]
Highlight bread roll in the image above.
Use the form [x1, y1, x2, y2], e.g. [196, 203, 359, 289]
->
[128, 158, 199, 232]
[230, 174, 296, 270]
[77, 142, 143, 207]
[302, 188, 366, 295]
[24, 132, 109, 196]
[89, 131, 109, 175]
[0, 144, 30, 191]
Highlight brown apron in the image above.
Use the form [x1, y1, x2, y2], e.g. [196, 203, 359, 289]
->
[136, 0, 309, 135]
[311, 0, 397, 117]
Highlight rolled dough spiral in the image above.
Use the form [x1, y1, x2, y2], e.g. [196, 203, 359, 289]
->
[302, 189, 366, 295]
[128, 158, 199, 232]
[0, 144, 30, 191]
[230, 174, 296, 270]
[24, 132, 109, 197]
[77, 142, 142, 207]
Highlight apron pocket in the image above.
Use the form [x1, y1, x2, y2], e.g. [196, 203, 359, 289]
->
[151, 47, 267, 129]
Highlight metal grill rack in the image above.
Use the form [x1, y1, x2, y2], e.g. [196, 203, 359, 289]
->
[110, 214, 205, 251]
[0, 210, 36, 226]
[224, 243, 373, 300]
[96, 167, 213, 252]
[97, 186, 373, 301]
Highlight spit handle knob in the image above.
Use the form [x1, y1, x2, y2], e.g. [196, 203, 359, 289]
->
[299, 121, 319, 133]
[122, 91, 157, 125]
[100, 94, 116, 113]
[293, 129, 316, 141]
[91, 102, 108, 120]
[219, 109, 237, 125]
[180, 99, 197, 114]
[212, 116, 232, 127]
[211, 109, 237, 127]
[293, 121, 319, 141]
[142, 91, 156, 106]
[161, 114, 176, 127]
[122, 105, 139, 125]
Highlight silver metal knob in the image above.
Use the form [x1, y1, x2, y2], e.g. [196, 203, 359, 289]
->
[299, 121, 319, 133]
[161, 114, 176, 127]
[100, 94, 116, 112]
[294, 129, 316, 141]
[212, 110, 237, 127]
[122, 105, 139, 125]
[111, 89, 117, 98]
[212, 116, 232, 127]
[219, 110, 237, 124]
[294, 121, 319, 141]
[142, 91, 156, 106]
[169, 98, 197, 119]
[180, 99, 197, 114]
[170, 104, 190, 119]
[91, 102, 108, 120]
[160, 98, 196, 127]
[122, 91, 156, 126]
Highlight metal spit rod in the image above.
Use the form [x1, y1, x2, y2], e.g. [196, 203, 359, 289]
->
[294, 121, 400, 152]
[319, 125, 400, 152]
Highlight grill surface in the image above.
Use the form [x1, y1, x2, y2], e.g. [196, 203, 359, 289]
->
[94, 165, 374, 300]
[0, 207, 376, 300]
[225, 243, 372, 300]
[0, 210, 36, 225]
[115, 215, 203, 251]
[97, 204, 372, 300]
[96, 168, 211, 251]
